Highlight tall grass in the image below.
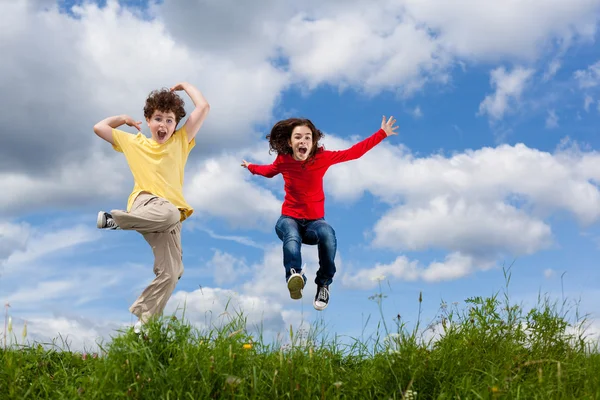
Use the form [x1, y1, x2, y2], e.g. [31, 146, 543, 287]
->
[2, 270, 599, 399]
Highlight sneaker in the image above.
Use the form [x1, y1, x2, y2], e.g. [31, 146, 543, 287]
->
[287, 268, 306, 300]
[97, 211, 120, 230]
[133, 320, 143, 334]
[313, 285, 329, 311]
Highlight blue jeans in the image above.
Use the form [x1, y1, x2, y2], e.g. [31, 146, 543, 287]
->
[275, 215, 337, 286]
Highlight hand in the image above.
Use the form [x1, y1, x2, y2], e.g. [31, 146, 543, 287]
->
[381, 115, 399, 137]
[241, 160, 251, 168]
[170, 82, 189, 92]
[124, 116, 142, 131]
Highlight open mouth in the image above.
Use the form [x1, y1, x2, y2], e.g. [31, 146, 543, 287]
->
[157, 130, 167, 140]
[298, 147, 308, 156]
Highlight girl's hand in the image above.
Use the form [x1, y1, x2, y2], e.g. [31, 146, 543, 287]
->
[381, 115, 399, 137]
[241, 160, 251, 168]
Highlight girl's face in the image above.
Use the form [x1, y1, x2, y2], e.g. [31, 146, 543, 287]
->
[288, 125, 313, 161]
[147, 110, 177, 144]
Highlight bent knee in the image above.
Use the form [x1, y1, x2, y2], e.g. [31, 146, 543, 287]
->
[318, 224, 336, 239]
[164, 205, 180, 225]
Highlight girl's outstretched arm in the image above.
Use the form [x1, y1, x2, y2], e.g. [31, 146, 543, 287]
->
[326, 115, 399, 165]
[241, 158, 280, 178]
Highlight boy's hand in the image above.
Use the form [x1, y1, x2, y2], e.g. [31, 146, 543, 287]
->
[170, 82, 188, 92]
[381, 115, 399, 137]
[124, 116, 142, 131]
[241, 160, 251, 168]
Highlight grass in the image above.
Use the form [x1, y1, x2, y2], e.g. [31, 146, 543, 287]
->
[2, 270, 599, 399]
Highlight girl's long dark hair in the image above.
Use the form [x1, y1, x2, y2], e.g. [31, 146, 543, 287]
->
[265, 118, 324, 163]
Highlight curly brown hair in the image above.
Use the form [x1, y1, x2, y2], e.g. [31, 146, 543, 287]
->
[143, 88, 186, 126]
[266, 118, 324, 162]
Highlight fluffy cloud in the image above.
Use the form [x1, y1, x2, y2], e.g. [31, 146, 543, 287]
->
[402, 0, 600, 61]
[209, 250, 251, 285]
[575, 60, 600, 88]
[0, 0, 289, 216]
[166, 287, 288, 333]
[478, 66, 535, 121]
[342, 252, 486, 289]
[546, 110, 559, 128]
[185, 155, 282, 231]
[318, 132, 600, 280]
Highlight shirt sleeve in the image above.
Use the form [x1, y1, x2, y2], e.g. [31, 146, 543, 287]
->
[324, 129, 387, 165]
[247, 155, 281, 178]
[111, 128, 131, 153]
[176, 125, 195, 154]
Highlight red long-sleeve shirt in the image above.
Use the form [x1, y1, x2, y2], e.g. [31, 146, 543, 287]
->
[248, 128, 387, 220]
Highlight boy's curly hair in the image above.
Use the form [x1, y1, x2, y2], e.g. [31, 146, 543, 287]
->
[266, 118, 324, 162]
[143, 88, 186, 126]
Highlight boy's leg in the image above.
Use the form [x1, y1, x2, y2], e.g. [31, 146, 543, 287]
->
[129, 222, 183, 324]
[304, 219, 337, 310]
[108, 194, 180, 234]
[102, 194, 183, 324]
[274, 215, 307, 299]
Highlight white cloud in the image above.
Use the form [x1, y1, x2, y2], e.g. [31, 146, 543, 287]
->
[543, 59, 562, 81]
[209, 250, 251, 285]
[4, 225, 100, 275]
[342, 252, 494, 288]
[13, 315, 122, 353]
[411, 106, 424, 119]
[0, 0, 289, 216]
[584, 95, 594, 111]
[544, 268, 556, 278]
[0, 222, 29, 266]
[402, 0, 600, 61]
[279, 8, 449, 95]
[372, 198, 551, 257]
[574, 60, 600, 88]
[478, 66, 535, 121]
[166, 287, 287, 333]
[317, 132, 600, 277]
[546, 110, 559, 128]
[185, 155, 282, 231]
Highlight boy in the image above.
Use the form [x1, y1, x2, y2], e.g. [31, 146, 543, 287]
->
[93, 82, 209, 332]
[241, 116, 398, 310]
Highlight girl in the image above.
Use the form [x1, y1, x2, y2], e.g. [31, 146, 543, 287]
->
[241, 116, 398, 310]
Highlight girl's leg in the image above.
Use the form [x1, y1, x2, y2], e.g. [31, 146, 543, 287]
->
[275, 215, 307, 299]
[304, 219, 337, 286]
[275, 215, 303, 280]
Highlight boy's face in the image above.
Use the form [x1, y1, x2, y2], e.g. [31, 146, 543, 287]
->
[288, 125, 313, 161]
[147, 110, 177, 144]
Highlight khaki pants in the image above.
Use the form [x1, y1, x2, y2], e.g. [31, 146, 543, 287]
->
[111, 193, 183, 323]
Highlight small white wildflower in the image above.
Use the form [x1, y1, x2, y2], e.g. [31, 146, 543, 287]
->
[371, 275, 386, 282]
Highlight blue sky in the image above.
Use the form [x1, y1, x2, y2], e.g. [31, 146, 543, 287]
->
[2, 0, 600, 351]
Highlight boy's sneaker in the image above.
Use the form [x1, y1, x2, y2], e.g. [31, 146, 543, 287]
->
[97, 211, 120, 230]
[287, 269, 306, 300]
[133, 320, 144, 334]
[313, 285, 329, 311]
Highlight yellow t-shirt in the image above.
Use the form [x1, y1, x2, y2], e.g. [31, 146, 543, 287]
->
[112, 126, 195, 221]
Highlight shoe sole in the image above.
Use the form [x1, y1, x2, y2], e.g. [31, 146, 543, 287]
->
[313, 300, 328, 311]
[96, 211, 105, 229]
[287, 275, 304, 300]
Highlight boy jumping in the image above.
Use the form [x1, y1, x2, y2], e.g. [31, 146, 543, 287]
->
[93, 82, 209, 332]
[241, 116, 398, 310]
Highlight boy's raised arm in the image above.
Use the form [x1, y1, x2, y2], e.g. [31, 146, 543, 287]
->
[93, 115, 141, 145]
[170, 82, 210, 143]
